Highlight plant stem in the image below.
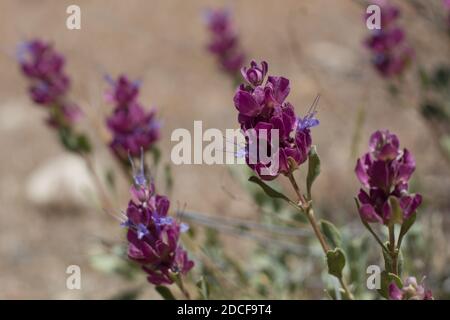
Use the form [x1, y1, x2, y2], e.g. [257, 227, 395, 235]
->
[287, 172, 307, 204]
[176, 275, 191, 300]
[81, 152, 114, 212]
[388, 225, 398, 275]
[287, 173, 354, 300]
[305, 206, 329, 253]
[339, 277, 353, 300]
[363, 220, 390, 254]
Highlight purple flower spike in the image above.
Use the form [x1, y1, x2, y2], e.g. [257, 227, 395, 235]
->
[355, 130, 422, 225]
[18, 39, 91, 153]
[122, 156, 194, 286]
[105, 75, 160, 162]
[233, 60, 318, 180]
[18, 39, 81, 128]
[205, 8, 246, 78]
[388, 277, 433, 300]
[363, 1, 414, 78]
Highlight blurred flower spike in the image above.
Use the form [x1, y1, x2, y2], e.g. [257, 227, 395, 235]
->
[355, 130, 422, 225]
[205, 7, 246, 80]
[121, 152, 194, 286]
[18, 39, 90, 153]
[364, 0, 414, 78]
[105, 75, 160, 163]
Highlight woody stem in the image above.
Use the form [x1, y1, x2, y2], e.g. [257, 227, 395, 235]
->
[287, 172, 354, 300]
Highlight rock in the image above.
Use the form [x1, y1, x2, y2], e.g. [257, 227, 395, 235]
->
[25, 154, 97, 209]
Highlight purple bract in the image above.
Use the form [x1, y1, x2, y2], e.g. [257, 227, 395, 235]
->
[234, 60, 319, 180]
[205, 8, 246, 78]
[389, 277, 433, 300]
[364, 0, 414, 78]
[121, 155, 194, 285]
[355, 130, 422, 225]
[105, 75, 160, 161]
[18, 39, 81, 127]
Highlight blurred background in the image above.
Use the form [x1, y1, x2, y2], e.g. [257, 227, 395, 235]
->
[0, 0, 449, 299]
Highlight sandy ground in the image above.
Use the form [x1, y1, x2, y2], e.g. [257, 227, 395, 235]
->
[0, 0, 449, 298]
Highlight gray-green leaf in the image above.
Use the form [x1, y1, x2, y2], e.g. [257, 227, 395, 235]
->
[306, 146, 320, 200]
[398, 212, 416, 247]
[196, 276, 210, 300]
[326, 247, 346, 279]
[155, 286, 176, 300]
[248, 176, 290, 202]
[320, 220, 342, 249]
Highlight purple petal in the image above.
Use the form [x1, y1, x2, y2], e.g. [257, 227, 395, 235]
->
[359, 204, 383, 223]
[233, 90, 262, 116]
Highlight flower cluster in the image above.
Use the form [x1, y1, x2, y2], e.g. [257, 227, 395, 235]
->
[234, 61, 319, 180]
[389, 277, 433, 300]
[364, 0, 414, 78]
[18, 39, 81, 128]
[355, 130, 422, 225]
[121, 156, 194, 285]
[205, 8, 245, 78]
[105, 75, 160, 162]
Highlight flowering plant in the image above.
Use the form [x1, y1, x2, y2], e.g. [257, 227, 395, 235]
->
[355, 130, 432, 300]
[205, 8, 246, 81]
[119, 153, 193, 297]
[364, 0, 414, 78]
[105, 75, 160, 164]
[18, 39, 90, 153]
[234, 61, 317, 180]
[15, 3, 444, 300]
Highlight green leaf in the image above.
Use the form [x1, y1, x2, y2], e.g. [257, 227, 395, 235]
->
[378, 271, 402, 299]
[58, 127, 77, 151]
[76, 133, 92, 153]
[388, 196, 403, 225]
[155, 286, 176, 300]
[196, 277, 210, 300]
[398, 212, 416, 247]
[326, 248, 346, 279]
[320, 220, 342, 249]
[248, 176, 290, 202]
[58, 128, 91, 153]
[306, 146, 320, 200]
[110, 287, 142, 300]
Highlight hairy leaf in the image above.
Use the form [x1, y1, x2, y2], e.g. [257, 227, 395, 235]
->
[306, 146, 320, 200]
